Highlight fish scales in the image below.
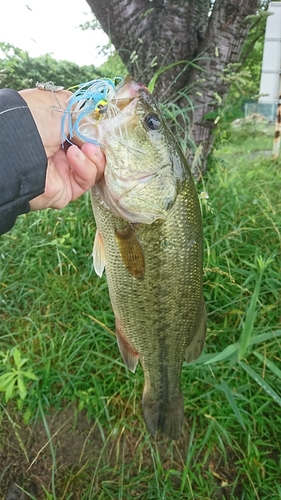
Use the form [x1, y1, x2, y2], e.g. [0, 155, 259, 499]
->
[92, 176, 204, 439]
[72, 75, 206, 439]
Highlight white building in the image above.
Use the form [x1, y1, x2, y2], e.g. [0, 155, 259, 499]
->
[258, 2, 281, 117]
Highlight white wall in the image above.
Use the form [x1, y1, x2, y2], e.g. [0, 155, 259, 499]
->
[259, 2, 281, 103]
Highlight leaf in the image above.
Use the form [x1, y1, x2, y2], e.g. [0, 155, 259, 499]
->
[253, 351, 281, 380]
[203, 343, 239, 365]
[238, 269, 263, 360]
[218, 380, 246, 430]
[189, 331, 281, 367]
[13, 348, 21, 367]
[239, 361, 281, 406]
[0, 372, 16, 390]
[5, 378, 16, 401]
[187, 352, 219, 365]
[23, 407, 32, 425]
[17, 358, 29, 369]
[147, 60, 200, 94]
[17, 376, 27, 400]
[22, 370, 38, 381]
[248, 330, 281, 346]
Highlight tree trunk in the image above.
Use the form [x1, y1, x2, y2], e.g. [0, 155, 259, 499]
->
[86, 0, 260, 177]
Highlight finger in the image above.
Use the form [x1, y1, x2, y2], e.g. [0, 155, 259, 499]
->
[66, 146, 99, 195]
[80, 142, 106, 180]
[67, 145, 105, 188]
[71, 143, 106, 180]
[43, 153, 72, 208]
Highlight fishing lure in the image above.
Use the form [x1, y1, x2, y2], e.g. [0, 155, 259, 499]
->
[62, 77, 123, 146]
[36, 81, 64, 92]
[93, 99, 108, 120]
[36, 81, 65, 112]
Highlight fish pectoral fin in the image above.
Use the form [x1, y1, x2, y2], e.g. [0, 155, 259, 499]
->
[93, 230, 106, 277]
[115, 224, 145, 280]
[185, 299, 207, 363]
[116, 320, 139, 373]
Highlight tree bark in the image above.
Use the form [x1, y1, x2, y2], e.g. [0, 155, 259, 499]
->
[86, 0, 260, 177]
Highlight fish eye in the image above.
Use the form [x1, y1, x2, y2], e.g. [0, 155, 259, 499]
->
[144, 113, 161, 131]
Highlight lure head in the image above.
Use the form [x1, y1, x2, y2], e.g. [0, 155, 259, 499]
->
[92, 99, 108, 120]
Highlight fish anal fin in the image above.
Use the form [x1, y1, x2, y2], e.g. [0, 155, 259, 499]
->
[116, 319, 139, 373]
[115, 225, 145, 280]
[93, 230, 106, 277]
[185, 299, 207, 363]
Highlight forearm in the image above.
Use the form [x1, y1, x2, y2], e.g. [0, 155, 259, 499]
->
[0, 89, 47, 235]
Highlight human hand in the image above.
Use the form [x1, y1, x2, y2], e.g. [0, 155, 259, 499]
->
[19, 88, 106, 210]
[19, 88, 72, 158]
[29, 143, 105, 210]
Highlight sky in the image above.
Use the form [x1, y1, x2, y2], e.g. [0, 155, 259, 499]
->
[0, 0, 109, 66]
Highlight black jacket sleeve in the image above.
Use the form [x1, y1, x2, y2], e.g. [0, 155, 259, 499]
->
[0, 89, 48, 235]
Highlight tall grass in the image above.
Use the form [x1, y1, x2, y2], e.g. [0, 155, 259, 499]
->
[0, 120, 280, 499]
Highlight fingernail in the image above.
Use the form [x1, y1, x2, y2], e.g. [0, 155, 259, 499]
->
[82, 143, 103, 159]
[74, 147, 85, 160]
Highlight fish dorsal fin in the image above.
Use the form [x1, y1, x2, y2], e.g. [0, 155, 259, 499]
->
[115, 224, 145, 280]
[116, 319, 139, 373]
[93, 230, 106, 277]
[185, 299, 207, 363]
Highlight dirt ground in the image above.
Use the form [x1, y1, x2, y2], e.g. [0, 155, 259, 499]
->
[0, 404, 241, 499]
[0, 405, 104, 499]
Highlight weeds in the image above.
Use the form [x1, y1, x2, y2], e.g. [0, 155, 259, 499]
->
[0, 348, 38, 403]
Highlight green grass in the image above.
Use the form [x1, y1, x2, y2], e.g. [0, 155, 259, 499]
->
[0, 122, 281, 499]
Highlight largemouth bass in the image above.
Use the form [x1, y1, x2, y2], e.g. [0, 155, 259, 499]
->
[71, 76, 206, 440]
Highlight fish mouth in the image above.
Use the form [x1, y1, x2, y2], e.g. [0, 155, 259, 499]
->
[114, 75, 147, 100]
[76, 98, 138, 149]
[63, 74, 153, 151]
